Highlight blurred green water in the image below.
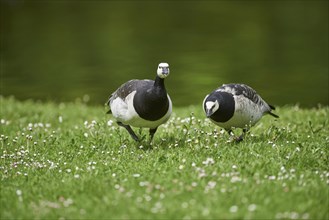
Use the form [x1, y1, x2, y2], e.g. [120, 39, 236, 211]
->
[1, 1, 328, 107]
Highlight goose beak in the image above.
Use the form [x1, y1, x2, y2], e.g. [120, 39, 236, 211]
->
[206, 109, 212, 117]
[162, 67, 169, 75]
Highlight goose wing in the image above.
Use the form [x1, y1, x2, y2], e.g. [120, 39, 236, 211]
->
[219, 84, 279, 118]
[220, 84, 262, 105]
[107, 79, 153, 113]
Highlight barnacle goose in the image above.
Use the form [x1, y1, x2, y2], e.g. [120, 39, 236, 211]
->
[107, 63, 172, 141]
[203, 83, 279, 141]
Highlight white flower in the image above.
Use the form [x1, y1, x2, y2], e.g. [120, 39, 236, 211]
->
[229, 205, 238, 213]
[248, 204, 257, 212]
[207, 181, 216, 189]
[268, 175, 276, 180]
[231, 176, 241, 183]
[16, 189, 22, 196]
[107, 120, 113, 126]
[202, 158, 215, 166]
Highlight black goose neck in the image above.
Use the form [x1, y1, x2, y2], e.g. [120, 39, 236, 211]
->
[154, 75, 166, 89]
[133, 75, 169, 121]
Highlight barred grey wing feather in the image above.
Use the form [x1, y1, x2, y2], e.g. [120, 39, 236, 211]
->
[221, 84, 262, 106]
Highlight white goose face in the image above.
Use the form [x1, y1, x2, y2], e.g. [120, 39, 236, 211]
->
[205, 100, 219, 117]
[157, 62, 170, 78]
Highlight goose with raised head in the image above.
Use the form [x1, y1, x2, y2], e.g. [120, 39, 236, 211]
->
[107, 62, 172, 141]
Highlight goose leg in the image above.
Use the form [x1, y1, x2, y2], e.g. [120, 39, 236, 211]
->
[226, 129, 247, 142]
[117, 122, 139, 141]
[226, 129, 236, 142]
[236, 128, 248, 142]
[149, 127, 158, 141]
[227, 129, 234, 137]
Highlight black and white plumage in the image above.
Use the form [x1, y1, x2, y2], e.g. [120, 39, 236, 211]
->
[107, 63, 172, 141]
[203, 83, 279, 141]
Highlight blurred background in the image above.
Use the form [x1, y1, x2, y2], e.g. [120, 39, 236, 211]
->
[1, 0, 328, 107]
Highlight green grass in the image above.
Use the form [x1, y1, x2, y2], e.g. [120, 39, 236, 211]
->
[1, 96, 328, 219]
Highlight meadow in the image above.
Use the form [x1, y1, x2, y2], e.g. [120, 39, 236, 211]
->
[0, 96, 328, 219]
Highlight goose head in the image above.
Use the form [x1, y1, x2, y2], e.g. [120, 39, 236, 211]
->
[205, 100, 219, 117]
[157, 63, 170, 78]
